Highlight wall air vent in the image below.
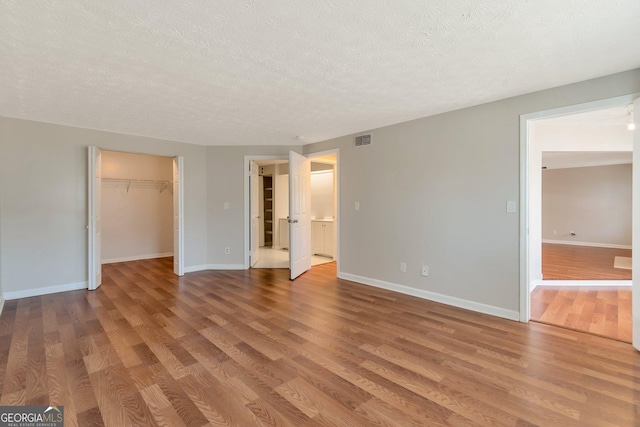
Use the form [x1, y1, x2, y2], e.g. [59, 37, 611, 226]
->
[354, 134, 372, 147]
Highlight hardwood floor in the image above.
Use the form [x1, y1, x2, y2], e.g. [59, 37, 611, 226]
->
[531, 286, 632, 342]
[533, 243, 632, 342]
[542, 243, 632, 280]
[1, 258, 640, 426]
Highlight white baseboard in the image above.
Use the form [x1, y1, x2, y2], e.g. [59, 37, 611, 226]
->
[337, 272, 519, 321]
[542, 239, 631, 250]
[0, 296, 4, 316]
[102, 252, 174, 264]
[533, 279, 631, 288]
[3, 281, 88, 300]
[184, 264, 246, 273]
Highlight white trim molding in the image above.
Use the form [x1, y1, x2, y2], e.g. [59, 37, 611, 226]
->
[184, 264, 246, 273]
[533, 279, 631, 288]
[541, 239, 631, 250]
[0, 296, 4, 316]
[4, 281, 88, 300]
[102, 252, 174, 264]
[338, 272, 519, 321]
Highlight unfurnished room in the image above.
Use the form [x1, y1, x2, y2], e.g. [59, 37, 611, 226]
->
[1, 2, 640, 426]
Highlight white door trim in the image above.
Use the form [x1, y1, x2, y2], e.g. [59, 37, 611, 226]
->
[250, 160, 261, 267]
[88, 148, 185, 285]
[87, 146, 102, 290]
[173, 156, 185, 276]
[519, 93, 639, 322]
[633, 96, 640, 350]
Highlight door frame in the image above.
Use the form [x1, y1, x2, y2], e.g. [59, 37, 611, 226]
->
[173, 156, 185, 276]
[519, 93, 638, 322]
[250, 160, 261, 267]
[243, 155, 288, 269]
[243, 149, 341, 271]
[306, 148, 340, 274]
[87, 147, 185, 289]
[87, 146, 102, 290]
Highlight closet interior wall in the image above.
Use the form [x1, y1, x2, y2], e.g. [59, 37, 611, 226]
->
[101, 150, 174, 263]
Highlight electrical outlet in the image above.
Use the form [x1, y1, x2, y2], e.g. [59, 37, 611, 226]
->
[553, 229, 557, 236]
[421, 265, 429, 276]
[224, 202, 229, 210]
[224, 247, 230, 254]
[400, 262, 407, 273]
[355, 201, 360, 211]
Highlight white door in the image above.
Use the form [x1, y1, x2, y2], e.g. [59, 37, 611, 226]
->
[250, 161, 261, 267]
[88, 146, 102, 290]
[173, 156, 184, 276]
[289, 151, 312, 280]
[633, 97, 639, 351]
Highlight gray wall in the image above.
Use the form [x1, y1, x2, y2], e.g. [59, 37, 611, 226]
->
[0, 118, 208, 296]
[542, 164, 632, 246]
[304, 69, 640, 315]
[1, 68, 639, 316]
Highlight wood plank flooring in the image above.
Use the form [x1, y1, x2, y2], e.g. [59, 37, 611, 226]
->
[533, 243, 632, 342]
[542, 243, 632, 280]
[1, 258, 640, 426]
[531, 286, 632, 343]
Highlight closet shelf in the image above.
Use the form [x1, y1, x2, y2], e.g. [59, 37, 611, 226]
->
[102, 177, 173, 193]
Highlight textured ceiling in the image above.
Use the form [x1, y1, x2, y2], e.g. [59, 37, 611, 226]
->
[1, 1, 639, 146]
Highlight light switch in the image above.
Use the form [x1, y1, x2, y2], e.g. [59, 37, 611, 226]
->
[506, 201, 516, 214]
[224, 202, 229, 210]
[355, 201, 360, 211]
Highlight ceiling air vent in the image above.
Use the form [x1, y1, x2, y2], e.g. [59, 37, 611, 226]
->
[354, 134, 372, 147]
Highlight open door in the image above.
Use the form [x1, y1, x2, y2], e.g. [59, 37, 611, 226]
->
[250, 161, 261, 267]
[633, 97, 639, 351]
[173, 156, 184, 276]
[87, 146, 102, 290]
[289, 151, 312, 280]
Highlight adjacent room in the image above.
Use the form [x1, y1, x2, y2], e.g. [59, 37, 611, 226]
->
[527, 106, 634, 342]
[1, 2, 640, 425]
[251, 157, 337, 269]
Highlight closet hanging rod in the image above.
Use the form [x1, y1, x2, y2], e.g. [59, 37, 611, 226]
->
[102, 177, 173, 183]
[101, 177, 173, 193]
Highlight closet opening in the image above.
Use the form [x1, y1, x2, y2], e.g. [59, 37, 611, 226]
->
[100, 150, 175, 274]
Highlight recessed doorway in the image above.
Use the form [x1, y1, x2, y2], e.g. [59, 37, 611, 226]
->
[245, 151, 339, 273]
[523, 103, 634, 342]
[87, 147, 184, 290]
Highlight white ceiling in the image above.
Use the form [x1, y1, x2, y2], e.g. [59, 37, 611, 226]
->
[1, 1, 639, 146]
[538, 104, 634, 169]
[542, 151, 632, 170]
